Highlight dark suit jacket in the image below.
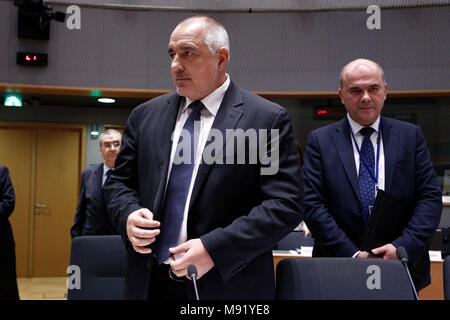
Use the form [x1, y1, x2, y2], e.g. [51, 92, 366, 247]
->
[303, 116, 442, 291]
[0, 165, 19, 300]
[71, 164, 117, 238]
[105, 81, 304, 300]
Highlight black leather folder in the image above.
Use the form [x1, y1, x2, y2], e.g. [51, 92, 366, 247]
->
[361, 190, 410, 252]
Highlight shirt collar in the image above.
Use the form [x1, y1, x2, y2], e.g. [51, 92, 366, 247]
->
[182, 74, 230, 117]
[103, 162, 113, 173]
[347, 113, 380, 136]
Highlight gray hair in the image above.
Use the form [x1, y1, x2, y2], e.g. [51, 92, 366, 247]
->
[99, 129, 122, 146]
[179, 16, 230, 57]
[339, 58, 386, 89]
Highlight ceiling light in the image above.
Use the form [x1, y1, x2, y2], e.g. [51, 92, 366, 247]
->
[98, 98, 115, 104]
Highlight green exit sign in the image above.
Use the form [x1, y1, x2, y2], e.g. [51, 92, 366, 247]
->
[4, 95, 23, 107]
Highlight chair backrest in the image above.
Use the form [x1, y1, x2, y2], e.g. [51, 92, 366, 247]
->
[67, 235, 127, 300]
[276, 231, 314, 250]
[276, 257, 415, 300]
[444, 256, 450, 300]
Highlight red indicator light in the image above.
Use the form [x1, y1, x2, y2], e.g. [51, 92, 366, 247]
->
[317, 110, 327, 115]
[17, 52, 48, 66]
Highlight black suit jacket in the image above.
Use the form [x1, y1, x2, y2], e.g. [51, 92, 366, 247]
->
[303, 117, 442, 291]
[71, 164, 117, 238]
[0, 165, 19, 299]
[106, 81, 304, 299]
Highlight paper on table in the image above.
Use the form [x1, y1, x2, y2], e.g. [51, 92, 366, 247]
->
[429, 250, 442, 262]
[300, 246, 313, 257]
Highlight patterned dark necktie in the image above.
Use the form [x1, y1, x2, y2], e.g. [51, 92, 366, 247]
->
[153, 100, 204, 264]
[358, 127, 375, 223]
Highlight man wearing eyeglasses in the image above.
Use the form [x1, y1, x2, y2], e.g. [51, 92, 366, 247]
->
[71, 129, 122, 238]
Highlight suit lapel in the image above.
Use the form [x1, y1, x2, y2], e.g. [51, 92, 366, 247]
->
[381, 117, 398, 194]
[188, 82, 244, 211]
[333, 119, 362, 204]
[153, 93, 181, 215]
[96, 163, 104, 187]
[96, 164, 105, 205]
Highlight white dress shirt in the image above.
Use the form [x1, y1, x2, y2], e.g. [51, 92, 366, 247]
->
[165, 74, 230, 261]
[347, 114, 385, 192]
[102, 163, 113, 187]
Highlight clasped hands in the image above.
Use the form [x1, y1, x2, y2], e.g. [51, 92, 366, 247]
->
[126, 208, 214, 279]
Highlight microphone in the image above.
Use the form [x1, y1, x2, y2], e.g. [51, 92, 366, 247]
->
[187, 264, 200, 300]
[396, 246, 419, 300]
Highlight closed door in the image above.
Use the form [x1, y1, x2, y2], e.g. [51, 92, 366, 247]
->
[33, 128, 81, 276]
[0, 123, 85, 277]
[0, 127, 33, 277]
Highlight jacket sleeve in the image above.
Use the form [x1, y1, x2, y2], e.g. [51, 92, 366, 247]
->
[70, 170, 87, 238]
[0, 166, 15, 222]
[105, 107, 143, 248]
[391, 126, 442, 261]
[302, 130, 360, 257]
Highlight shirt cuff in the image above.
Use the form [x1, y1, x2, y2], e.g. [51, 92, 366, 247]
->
[352, 251, 361, 258]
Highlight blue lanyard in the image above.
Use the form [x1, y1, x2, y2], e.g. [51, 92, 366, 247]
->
[347, 117, 382, 189]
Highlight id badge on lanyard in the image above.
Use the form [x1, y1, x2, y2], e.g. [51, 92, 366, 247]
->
[347, 116, 382, 194]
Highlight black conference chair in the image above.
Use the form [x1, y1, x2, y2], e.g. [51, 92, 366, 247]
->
[276, 257, 415, 300]
[276, 231, 314, 250]
[67, 235, 127, 300]
[444, 256, 450, 300]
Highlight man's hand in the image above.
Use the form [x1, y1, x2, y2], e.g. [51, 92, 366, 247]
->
[301, 221, 311, 238]
[371, 243, 398, 260]
[126, 208, 160, 254]
[356, 251, 380, 259]
[168, 239, 215, 279]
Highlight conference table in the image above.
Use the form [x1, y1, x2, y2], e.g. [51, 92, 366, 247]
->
[272, 250, 444, 300]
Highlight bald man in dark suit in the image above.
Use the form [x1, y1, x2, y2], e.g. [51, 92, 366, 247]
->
[105, 16, 304, 300]
[303, 58, 442, 291]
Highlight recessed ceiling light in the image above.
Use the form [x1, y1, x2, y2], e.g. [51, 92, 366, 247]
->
[98, 98, 115, 104]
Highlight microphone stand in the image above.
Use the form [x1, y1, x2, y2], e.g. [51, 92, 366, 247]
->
[192, 275, 200, 301]
[397, 247, 419, 300]
[188, 264, 200, 300]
